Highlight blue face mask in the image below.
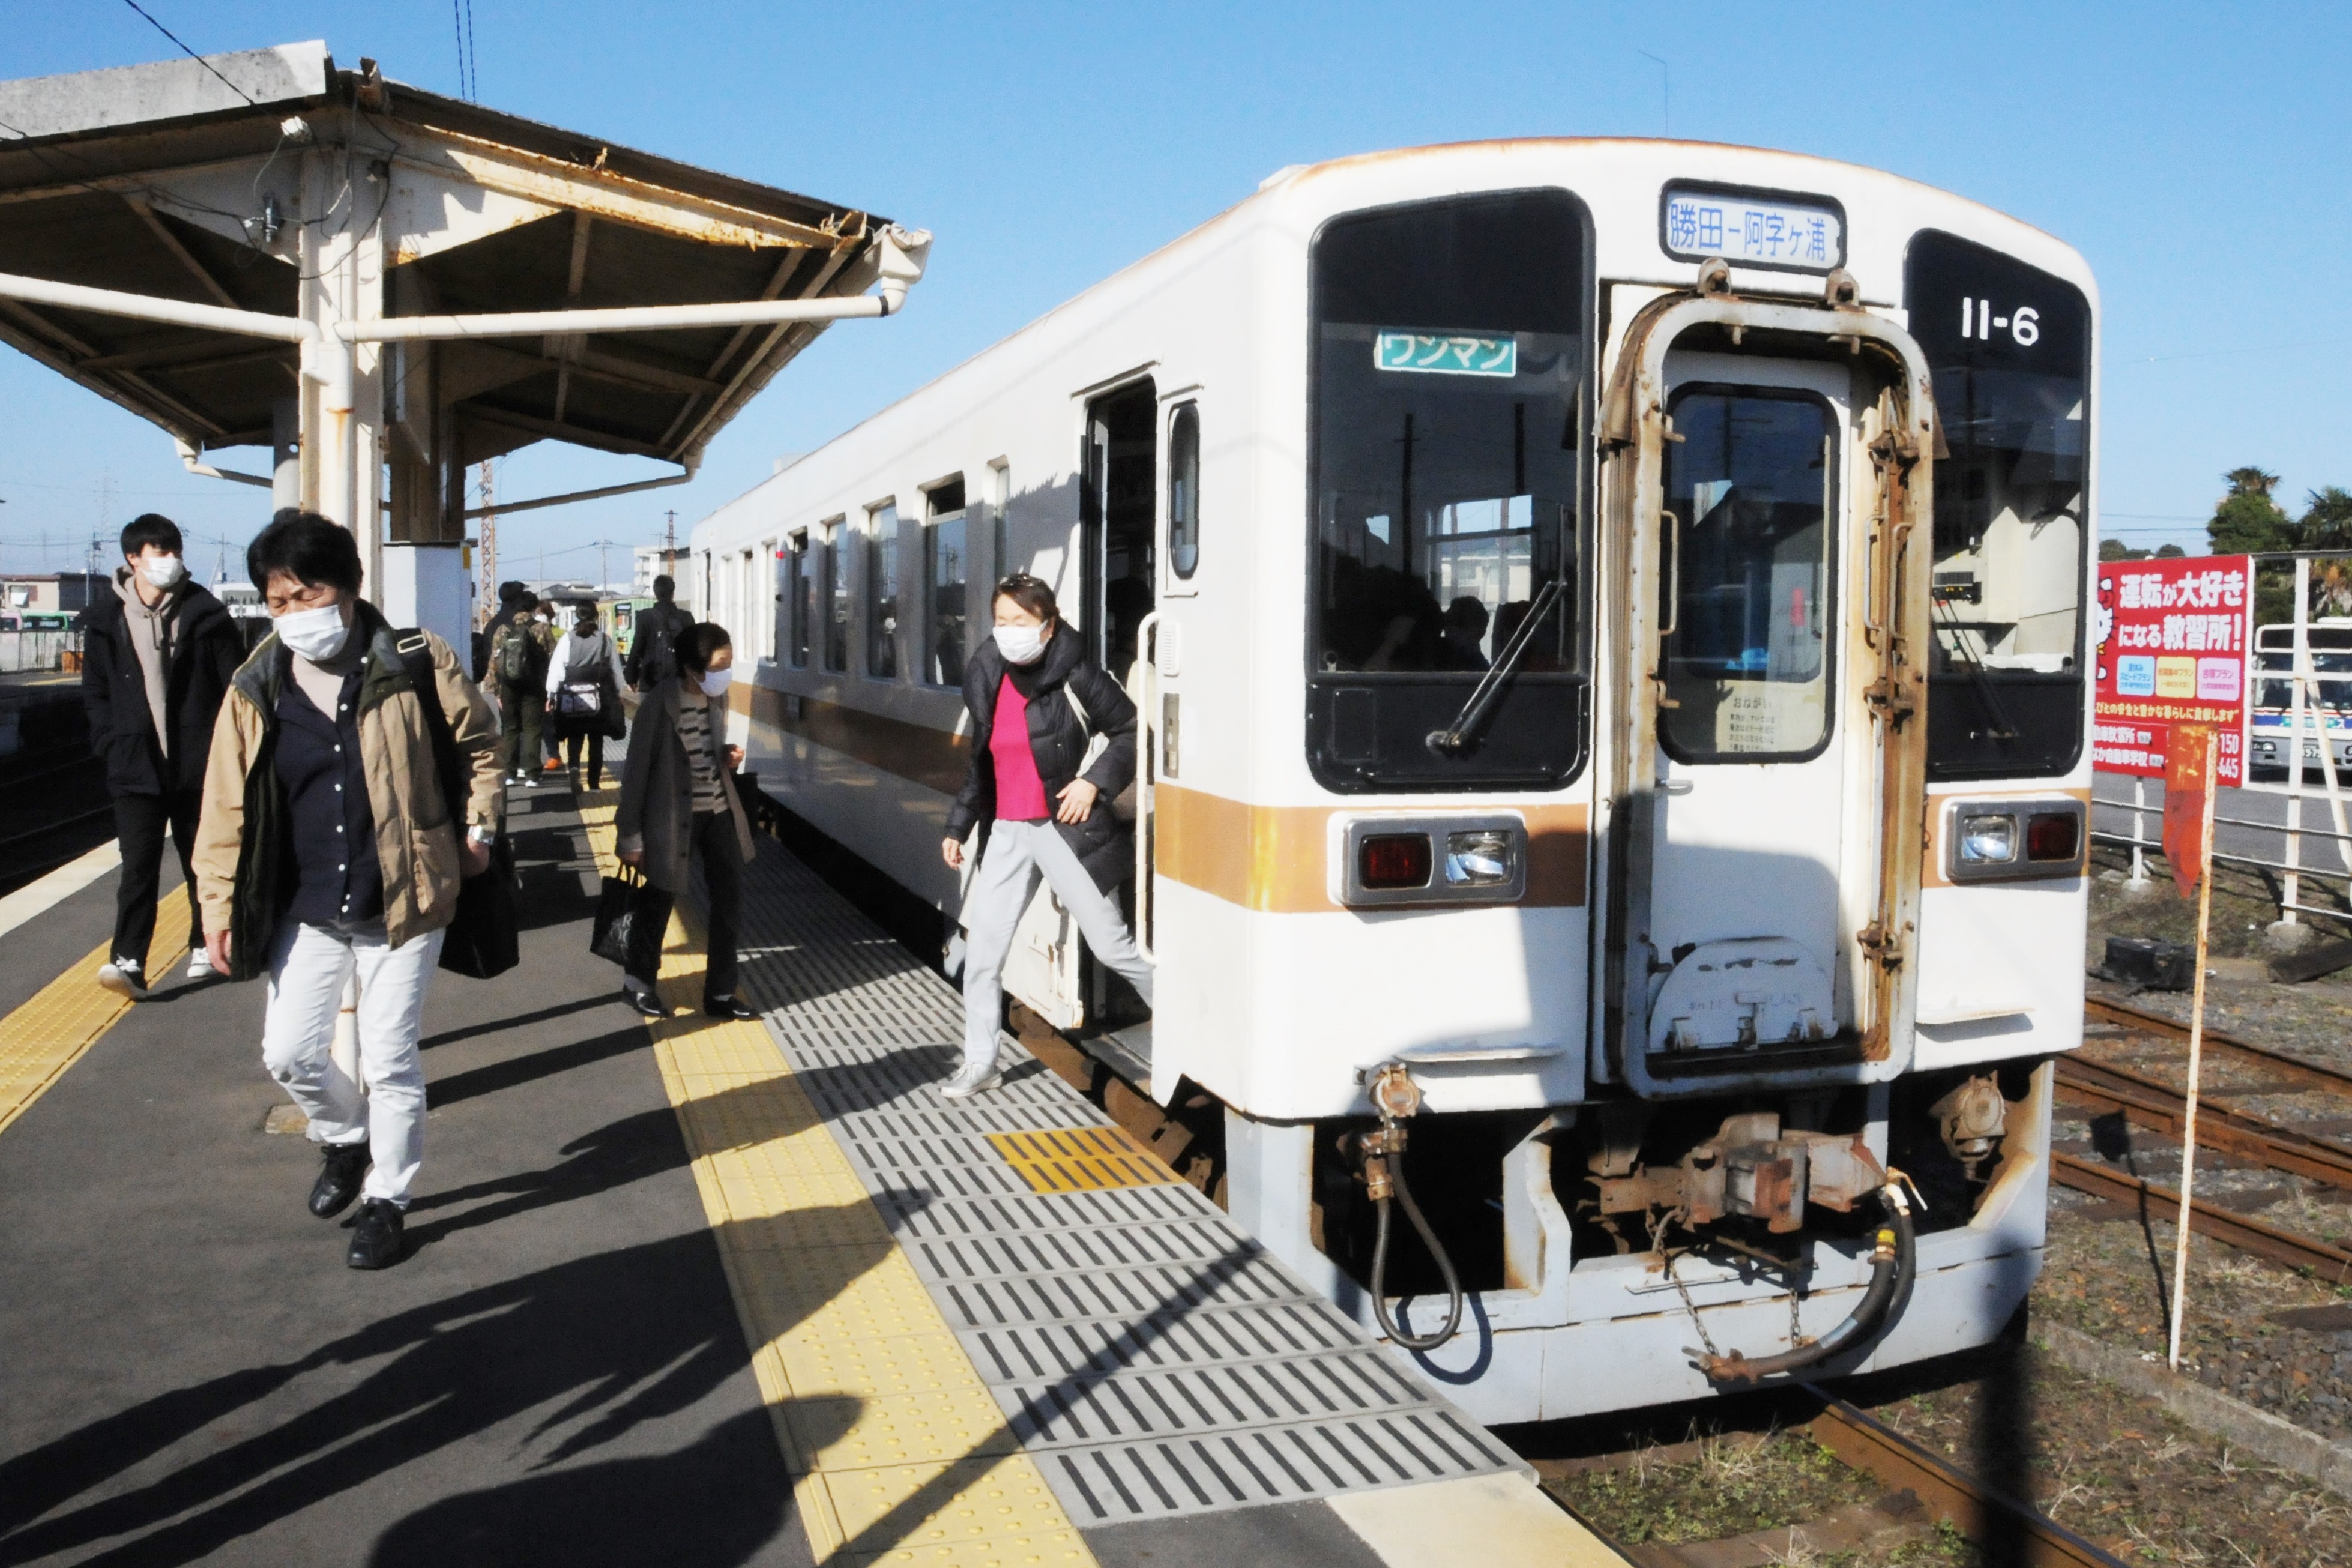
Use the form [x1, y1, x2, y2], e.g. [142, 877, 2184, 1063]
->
[698, 665, 734, 698]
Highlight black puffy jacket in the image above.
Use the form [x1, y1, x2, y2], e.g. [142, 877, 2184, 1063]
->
[945, 629, 1137, 891]
[79, 577, 244, 795]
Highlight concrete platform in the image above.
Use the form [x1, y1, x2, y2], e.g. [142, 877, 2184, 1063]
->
[0, 778, 1624, 1567]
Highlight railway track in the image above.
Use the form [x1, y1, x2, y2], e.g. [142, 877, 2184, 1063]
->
[1549, 1394, 2127, 1567]
[2052, 996, 2352, 1279]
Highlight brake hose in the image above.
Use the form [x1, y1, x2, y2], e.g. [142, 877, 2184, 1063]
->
[1701, 1178, 1917, 1385]
[1361, 1067, 1465, 1351]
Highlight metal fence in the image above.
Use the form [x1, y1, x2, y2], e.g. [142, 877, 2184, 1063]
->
[0, 630, 79, 673]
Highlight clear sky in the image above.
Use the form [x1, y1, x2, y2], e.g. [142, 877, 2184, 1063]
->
[2, 1, 2346, 580]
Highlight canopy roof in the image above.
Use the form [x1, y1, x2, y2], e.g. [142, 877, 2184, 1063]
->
[0, 42, 885, 467]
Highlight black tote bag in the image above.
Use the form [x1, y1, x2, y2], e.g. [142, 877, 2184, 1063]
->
[397, 630, 521, 980]
[591, 867, 640, 966]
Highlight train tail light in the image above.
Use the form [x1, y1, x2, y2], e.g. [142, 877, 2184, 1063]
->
[2025, 810, 2081, 862]
[1358, 833, 1432, 890]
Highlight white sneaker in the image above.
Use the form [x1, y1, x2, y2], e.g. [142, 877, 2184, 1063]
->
[95, 957, 147, 998]
[937, 1052, 1004, 1100]
[187, 948, 214, 980]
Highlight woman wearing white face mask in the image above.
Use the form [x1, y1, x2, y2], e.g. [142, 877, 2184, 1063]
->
[190, 510, 504, 1270]
[614, 621, 757, 1020]
[938, 575, 1153, 1098]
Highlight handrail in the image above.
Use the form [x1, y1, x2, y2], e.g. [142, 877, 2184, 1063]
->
[1134, 611, 1161, 963]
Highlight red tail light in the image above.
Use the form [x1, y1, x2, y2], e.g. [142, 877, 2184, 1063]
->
[1359, 833, 1432, 890]
[2025, 811, 2081, 862]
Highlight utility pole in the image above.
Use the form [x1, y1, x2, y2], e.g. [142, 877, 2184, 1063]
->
[474, 459, 496, 630]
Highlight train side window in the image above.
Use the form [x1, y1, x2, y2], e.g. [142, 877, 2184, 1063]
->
[867, 501, 899, 679]
[989, 459, 1013, 583]
[926, 477, 968, 686]
[788, 531, 812, 668]
[1168, 403, 1201, 580]
[1905, 229, 2091, 781]
[821, 517, 848, 672]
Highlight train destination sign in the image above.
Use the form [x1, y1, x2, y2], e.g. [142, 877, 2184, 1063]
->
[2093, 553, 2254, 784]
[1662, 187, 1844, 271]
[1374, 332, 1517, 376]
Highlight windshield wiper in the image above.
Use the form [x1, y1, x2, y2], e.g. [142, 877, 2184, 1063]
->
[1426, 576, 1568, 758]
[1932, 593, 2019, 743]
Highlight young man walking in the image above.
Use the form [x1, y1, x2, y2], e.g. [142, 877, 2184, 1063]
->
[80, 514, 246, 997]
[486, 591, 556, 787]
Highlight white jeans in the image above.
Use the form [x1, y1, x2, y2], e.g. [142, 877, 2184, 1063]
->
[960, 819, 1153, 1065]
[261, 918, 444, 1207]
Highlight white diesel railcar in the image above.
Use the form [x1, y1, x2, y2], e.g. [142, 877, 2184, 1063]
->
[693, 139, 2094, 1425]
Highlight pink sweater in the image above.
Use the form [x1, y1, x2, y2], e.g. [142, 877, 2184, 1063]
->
[988, 674, 1049, 821]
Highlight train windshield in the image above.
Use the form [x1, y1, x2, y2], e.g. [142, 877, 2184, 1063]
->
[1307, 189, 1588, 791]
[1905, 231, 2092, 780]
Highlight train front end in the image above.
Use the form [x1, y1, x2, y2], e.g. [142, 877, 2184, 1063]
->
[1150, 146, 2095, 1425]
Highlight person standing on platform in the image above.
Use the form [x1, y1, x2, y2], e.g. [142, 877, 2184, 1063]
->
[546, 602, 621, 789]
[192, 510, 503, 1270]
[940, 575, 1153, 1099]
[537, 600, 567, 777]
[623, 574, 694, 694]
[473, 579, 526, 683]
[486, 591, 555, 788]
[614, 622, 757, 1022]
[80, 513, 246, 997]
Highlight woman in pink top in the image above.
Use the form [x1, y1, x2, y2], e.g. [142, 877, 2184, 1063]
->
[940, 576, 1154, 1097]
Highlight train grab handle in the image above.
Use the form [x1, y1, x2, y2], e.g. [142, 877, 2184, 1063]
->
[1135, 611, 1160, 963]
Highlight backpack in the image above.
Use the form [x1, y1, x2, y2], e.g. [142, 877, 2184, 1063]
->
[635, 608, 683, 683]
[496, 620, 548, 687]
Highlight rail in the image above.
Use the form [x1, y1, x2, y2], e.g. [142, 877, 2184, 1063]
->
[2049, 1151, 2352, 1282]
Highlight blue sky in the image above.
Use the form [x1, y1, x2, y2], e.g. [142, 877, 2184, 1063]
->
[2, 1, 2346, 579]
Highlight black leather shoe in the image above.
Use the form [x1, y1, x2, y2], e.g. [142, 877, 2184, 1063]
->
[308, 1141, 370, 1219]
[704, 995, 758, 1020]
[346, 1199, 405, 1270]
[623, 987, 668, 1019]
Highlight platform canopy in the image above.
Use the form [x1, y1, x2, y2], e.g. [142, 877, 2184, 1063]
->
[0, 41, 914, 568]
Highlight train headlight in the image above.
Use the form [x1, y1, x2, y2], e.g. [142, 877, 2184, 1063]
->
[1958, 813, 2017, 864]
[1444, 830, 1516, 887]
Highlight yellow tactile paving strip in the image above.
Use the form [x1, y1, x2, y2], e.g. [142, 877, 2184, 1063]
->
[579, 801, 1096, 1568]
[0, 889, 190, 1139]
[984, 1126, 1178, 1194]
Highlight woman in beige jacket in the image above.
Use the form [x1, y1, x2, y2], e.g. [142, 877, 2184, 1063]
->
[193, 511, 504, 1270]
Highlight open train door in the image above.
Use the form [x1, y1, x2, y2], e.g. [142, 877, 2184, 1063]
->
[1599, 269, 1937, 1099]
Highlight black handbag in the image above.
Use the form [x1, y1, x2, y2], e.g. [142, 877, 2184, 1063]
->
[591, 867, 640, 966]
[600, 674, 627, 741]
[397, 629, 522, 980]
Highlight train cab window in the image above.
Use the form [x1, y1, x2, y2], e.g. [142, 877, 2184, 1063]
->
[926, 478, 968, 686]
[1905, 231, 2091, 780]
[1307, 188, 1591, 791]
[1168, 403, 1201, 579]
[867, 501, 900, 679]
[821, 517, 848, 672]
[1659, 388, 1835, 761]
[788, 531, 813, 668]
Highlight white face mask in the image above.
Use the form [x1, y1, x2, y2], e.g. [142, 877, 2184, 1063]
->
[137, 554, 186, 590]
[994, 622, 1047, 666]
[276, 601, 351, 663]
[698, 664, 734, 698]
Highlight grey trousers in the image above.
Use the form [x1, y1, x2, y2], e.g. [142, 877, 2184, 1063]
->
[960, 818, 1153, 1064]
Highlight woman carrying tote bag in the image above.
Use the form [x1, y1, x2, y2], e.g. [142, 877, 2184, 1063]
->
[939, 574, 1154, 1099]
[546, 602, 621, 790]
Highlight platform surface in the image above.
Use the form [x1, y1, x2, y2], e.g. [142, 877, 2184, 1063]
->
[0, 775, 1621, 1567]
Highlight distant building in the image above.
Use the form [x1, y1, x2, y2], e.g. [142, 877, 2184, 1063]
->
[0, 573, 106, 626]
[631, 546, 677, 598]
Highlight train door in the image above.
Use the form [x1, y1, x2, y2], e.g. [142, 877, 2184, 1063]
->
[993, 379, 1159, 1035]
[1602, 286, 1934, 1097]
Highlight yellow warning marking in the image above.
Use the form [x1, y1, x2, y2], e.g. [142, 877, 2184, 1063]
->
[580, 800, 1096, 1568]
[986, 1124, 1178, 1193]
[0, 888, 190, 1139]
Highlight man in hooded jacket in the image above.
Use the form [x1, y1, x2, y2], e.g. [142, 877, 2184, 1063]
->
[80, 513, 247, 997]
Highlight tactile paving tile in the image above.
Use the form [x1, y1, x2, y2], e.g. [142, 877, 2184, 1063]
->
[667, 817, 1524, 1526]
[0, 891, 190, 1138]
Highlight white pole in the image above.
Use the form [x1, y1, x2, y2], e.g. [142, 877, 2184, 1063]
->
[2130, 776, 2148, 884]
[2167, 729, 2219, 1372]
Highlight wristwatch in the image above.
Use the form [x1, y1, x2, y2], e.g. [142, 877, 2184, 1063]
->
[466, 825, 497, 847]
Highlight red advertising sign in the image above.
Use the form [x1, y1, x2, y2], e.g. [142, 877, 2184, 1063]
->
[2092, 555, 2253, 785]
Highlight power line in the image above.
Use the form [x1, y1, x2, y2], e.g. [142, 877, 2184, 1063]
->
[119, 1, 258, 106]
